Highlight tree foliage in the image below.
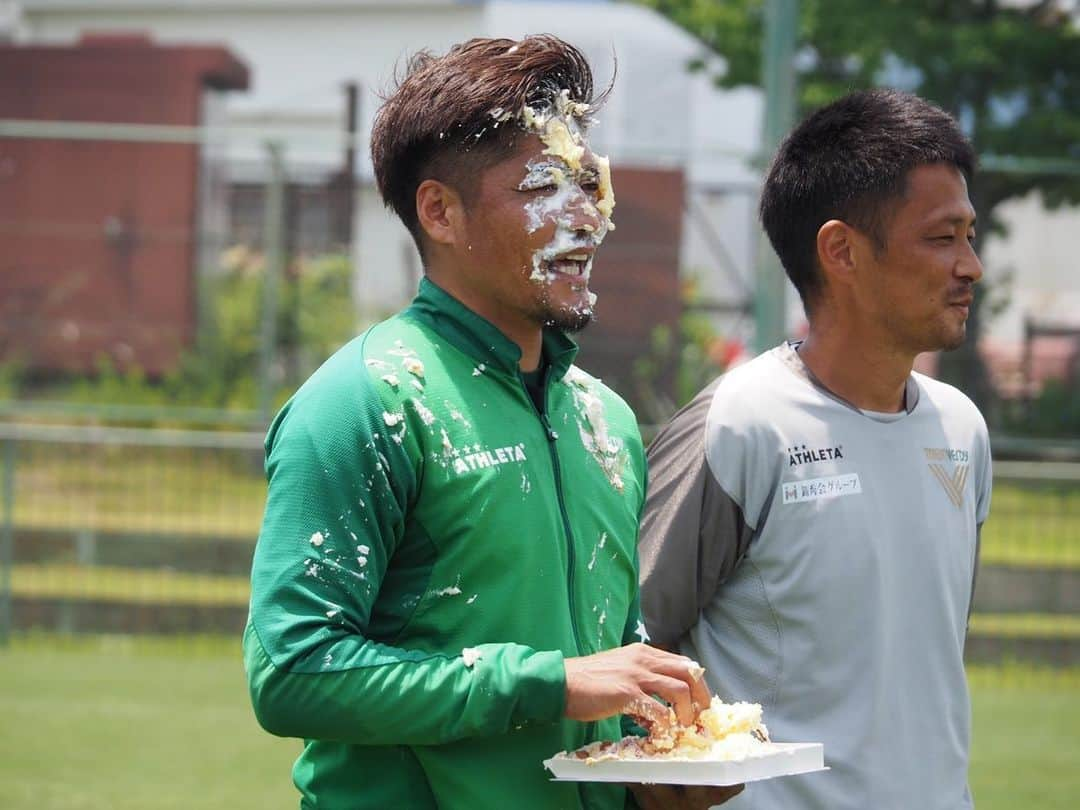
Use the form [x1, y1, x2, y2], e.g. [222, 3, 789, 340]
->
[637, 0, 1080, 414]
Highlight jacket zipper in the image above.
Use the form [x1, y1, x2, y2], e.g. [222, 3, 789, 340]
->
[521, 367, 584, 656]
[522, 367, 596, 810]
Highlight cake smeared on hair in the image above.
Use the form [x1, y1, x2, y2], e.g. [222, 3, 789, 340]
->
[371, 36, 609, 253]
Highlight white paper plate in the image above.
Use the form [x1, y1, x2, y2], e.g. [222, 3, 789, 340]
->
[543, 742, 826, 786]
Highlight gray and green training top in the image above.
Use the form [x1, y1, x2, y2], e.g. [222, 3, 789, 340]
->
[640, 342, 991, 810]
[244, 278, 647, 810]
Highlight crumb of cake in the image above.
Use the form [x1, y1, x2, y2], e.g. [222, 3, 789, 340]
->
[560, 697, 772, 764]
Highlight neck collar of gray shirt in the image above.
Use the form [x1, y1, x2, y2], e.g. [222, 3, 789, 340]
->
[775, 340, 921, 417]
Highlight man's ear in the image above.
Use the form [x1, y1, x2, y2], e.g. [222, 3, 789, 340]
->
[816, 219, 858, 290]
[416, 179, 465, 248]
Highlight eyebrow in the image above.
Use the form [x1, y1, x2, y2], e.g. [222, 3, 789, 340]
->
[527, 159, 598, 174]
[928, 214, 977, 229]
[526, 160, 567, 171]
[518, 161, 599, 188]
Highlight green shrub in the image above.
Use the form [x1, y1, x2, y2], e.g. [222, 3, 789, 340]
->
[1002, 379, 1080, 439]
[1, 249, 361, 422]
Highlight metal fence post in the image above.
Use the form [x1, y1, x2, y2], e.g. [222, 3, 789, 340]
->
[0, 438, 15, 646]
[753, 0, 799, 353]
[258, 140, 287, 427]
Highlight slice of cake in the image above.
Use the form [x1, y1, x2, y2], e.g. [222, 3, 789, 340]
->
[565, 697, 771, 763]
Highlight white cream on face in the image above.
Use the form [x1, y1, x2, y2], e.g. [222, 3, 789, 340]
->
[514, 90, 617, 309]
[519, 161, 598, 283]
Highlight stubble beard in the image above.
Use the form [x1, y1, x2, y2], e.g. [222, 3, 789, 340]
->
[888, 306, 968, 356]
[938, 322, 967, 352]
[541, 300, 594, 333]
[534, 289, 595, 334]
[545, 309, 593, 333]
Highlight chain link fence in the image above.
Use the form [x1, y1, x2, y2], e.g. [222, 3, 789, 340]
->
[0, 424, 1076, 684]
[1, 119, 1077, 689]
[0, 423, 263, 644]
[0, 119, 367, 431]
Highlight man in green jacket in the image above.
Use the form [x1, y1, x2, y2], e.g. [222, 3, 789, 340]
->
[244, 35, 741, 810]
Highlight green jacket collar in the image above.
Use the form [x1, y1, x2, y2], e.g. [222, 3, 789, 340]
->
[404, 277, 579, 381]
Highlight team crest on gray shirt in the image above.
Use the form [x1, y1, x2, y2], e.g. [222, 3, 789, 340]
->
[924, 447, 971, 508]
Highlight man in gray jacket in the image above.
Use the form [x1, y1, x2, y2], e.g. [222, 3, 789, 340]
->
[639, 89, 991, 810]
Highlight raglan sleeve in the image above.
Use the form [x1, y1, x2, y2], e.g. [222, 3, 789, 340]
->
[638, 379, 754, 650]
[968, 412, 993, 622]
[975, 416, 993, 527]
[243, 358, 565, 746]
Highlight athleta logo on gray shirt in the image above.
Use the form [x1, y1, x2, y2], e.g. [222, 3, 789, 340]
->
[787, 444, 844, 467]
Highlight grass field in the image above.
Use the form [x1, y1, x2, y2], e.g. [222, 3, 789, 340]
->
[11, 564, 251, 606]
[0, 636, 1076, 810]
[12, 449, 265, 538]
[980, 481, 1080, 567]
[0, 637, 296, 810]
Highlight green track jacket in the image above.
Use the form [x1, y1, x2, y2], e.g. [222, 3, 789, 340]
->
[244, 278, 647, 809]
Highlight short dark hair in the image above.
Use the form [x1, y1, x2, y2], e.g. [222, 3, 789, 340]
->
[759, 89, 976, 312]
[371, 35, 603, 254]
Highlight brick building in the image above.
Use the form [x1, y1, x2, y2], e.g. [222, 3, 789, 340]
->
[0, 34, 248, 375]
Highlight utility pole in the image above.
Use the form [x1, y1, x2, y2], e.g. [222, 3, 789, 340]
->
[258, 141, 286, 427]
[753, 0, 799, 353]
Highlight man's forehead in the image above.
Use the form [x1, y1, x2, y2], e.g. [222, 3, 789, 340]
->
[898, 163, 975, 224]
[513, 135, 600, 172]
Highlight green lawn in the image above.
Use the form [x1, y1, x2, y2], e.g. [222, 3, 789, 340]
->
[0, 636, 297, 810]
[11, 450, 265, 539]
[969, 613, 1080, 639]
[11, 563, 250, 606]
[968, 665, 1080, 810]
[981, 481, 1080, 568]
[0, 637, 1076, 810]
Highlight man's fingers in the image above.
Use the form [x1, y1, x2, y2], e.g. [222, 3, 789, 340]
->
[632, 647, 711, 724]
[684, 784, 746, 807]
[627, 783, 680, 810]
[622, 693, 672, 730]
[629, 782, 745, 809]
[720, 783, 745, 801]
[686, 663, 712, 712]
[638, 673, 696, 726]
[564, 645, 716, 726]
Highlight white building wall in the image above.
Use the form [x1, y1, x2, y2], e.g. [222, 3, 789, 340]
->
[982, 191, 1080, 342]
[20, 2, 487, 316]
[17, 1, 764, 330]
[15, 1, 1080, 348]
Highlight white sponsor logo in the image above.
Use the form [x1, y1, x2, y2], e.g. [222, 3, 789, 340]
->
[451, 443, 528, 476]
[782, 473, 862, 504]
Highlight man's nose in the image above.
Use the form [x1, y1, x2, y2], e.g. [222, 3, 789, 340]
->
[958, 240, 983, 283]
[566, 189, 604, 234]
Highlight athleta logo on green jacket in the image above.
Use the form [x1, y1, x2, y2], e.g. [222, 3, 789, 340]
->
[446, 442, 528, 475]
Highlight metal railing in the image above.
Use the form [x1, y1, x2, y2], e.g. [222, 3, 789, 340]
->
[0, 423, 265, 644]
[0, 424, 1076, 679]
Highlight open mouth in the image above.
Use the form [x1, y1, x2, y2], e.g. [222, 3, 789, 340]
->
[547, 253, 591, 277]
